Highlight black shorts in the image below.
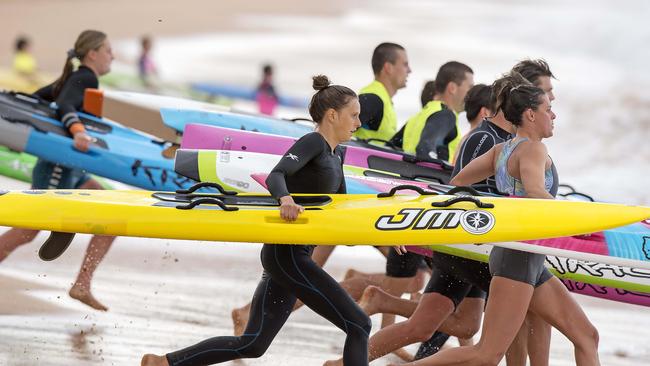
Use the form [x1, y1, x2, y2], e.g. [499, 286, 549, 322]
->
[386, 249, 431, 278]
[489, 247, 552, 287]
[424, 252, 490, 308]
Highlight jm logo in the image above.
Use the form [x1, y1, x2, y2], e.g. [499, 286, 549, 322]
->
[375, 208, 495, 235]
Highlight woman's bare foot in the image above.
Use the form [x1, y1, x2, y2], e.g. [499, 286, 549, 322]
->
[141, 354, 169, 366]
[231, 304, 250, 336]
[344, 268, 365, 280]
[69, 284, 108, 311]
[358, 285, 387, 316]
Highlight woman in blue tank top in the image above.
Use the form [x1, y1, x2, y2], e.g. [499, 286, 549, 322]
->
[406, 74, 600, 366]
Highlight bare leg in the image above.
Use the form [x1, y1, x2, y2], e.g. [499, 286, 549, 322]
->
[526, 311, 551, 366]
[358, 285, 418, 317]
[0, 228, 39, 262]
[505, 320, 528, 366]
[325, 292, 454, 366]
[396, 276, 534, 366]
[437, 297, 484, 340]
[529, 277, 600, 366]
[69, 234, 114, 311]
[141, 354, 169, 366]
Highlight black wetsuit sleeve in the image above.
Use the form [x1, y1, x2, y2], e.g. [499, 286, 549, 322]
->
[55, 69, 98, 129]
[415, 109, 456, 161]
[266, 133, 325, 199]
[33, 83, 55, 101]
[454, 131, 496, 172]
[336, 153, 347, 194]
[358, 93, 384, 131]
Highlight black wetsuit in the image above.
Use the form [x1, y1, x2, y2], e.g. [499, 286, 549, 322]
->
[166, 133, 371, 366]
[451, 118, 512, 193]
[29, 66, 97, 190]
[34, 65, 97, 129]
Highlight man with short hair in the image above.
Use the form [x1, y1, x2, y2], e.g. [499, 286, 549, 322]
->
[393, 61, 474, 163]
[354, 42, 411, 145]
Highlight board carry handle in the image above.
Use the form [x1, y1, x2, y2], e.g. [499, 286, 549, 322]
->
[431, 196, 495, 209]
[176, 197, 239, 211]
[176, 182, 238, 195]
[377, 184, 439, 198]
[446, 186, 484, 196]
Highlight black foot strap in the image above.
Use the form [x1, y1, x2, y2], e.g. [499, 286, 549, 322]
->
[39, 232, 76, 261]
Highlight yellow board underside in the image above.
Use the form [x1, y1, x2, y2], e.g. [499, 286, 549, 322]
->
[0, 190, 649, 245]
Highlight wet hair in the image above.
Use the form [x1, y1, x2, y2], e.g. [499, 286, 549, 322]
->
[15, 36, 30, 52]
[464, 84, 491, 122]
[434, 61, 473, 94]
[493, 73, 546, 126]
[420, 80, 436, 107]
[371, 42, 405, 76]
[53, 30, 107, 98]
[308, 75, 357, 123]
[511, 59, 555, 86]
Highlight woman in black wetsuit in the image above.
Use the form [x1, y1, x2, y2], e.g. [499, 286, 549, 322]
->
[142, 75, 371, 366]
[0, 30, 115, 311]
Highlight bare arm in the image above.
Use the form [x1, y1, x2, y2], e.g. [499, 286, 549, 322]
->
[449, 145, 498, 186]
[517, 142, 554, 199]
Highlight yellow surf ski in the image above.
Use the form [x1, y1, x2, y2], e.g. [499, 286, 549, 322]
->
[1, 187, 649, 247]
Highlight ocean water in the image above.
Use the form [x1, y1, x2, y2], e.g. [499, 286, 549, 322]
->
[115, 0, 650, 205]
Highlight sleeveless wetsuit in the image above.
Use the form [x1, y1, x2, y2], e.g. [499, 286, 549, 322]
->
[490, 137, 558, 286]
[166, 132, 371, 366]
[31, 66, 97, 189]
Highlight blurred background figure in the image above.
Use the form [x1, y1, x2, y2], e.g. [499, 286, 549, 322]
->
[0, 34, 45, 92]
[13, 35, 37, 78]
[138, 35, 158, 90]
[420, 80, 436, 108]
[256, 63, 278, 115]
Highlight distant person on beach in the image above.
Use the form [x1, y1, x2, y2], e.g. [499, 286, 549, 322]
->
[420, 80, 436, 107]
[390, 61, 474, 164]
[142, 74, 374, 366]
[138, 35, 158, 89]
[12, 35, 38, 77]
[256, 63, 279, 115]
[0, 30, 115, 312]
[354, 42, 411, 146]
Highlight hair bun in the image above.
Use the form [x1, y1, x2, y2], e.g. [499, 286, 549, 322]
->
[312, 75, 331, 91]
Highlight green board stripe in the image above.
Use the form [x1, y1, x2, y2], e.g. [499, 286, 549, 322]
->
[198, 150, 219, 183]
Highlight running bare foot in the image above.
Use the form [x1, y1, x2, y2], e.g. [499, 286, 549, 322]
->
[69, 284, 108, 311]
[141, 354, 169, 366]
[344, 268, 363, 280]
[232, 305, 250, 336]
[358, 285, 386, 315]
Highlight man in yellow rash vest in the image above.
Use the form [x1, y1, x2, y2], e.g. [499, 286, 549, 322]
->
[392, 61, 474, 163]
[354, 42, 411, 146]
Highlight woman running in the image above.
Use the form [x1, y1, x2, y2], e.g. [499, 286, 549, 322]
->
[0, 29, 115, 311]
[397, 74, 600, 366]
[142, 75, 373, 366]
